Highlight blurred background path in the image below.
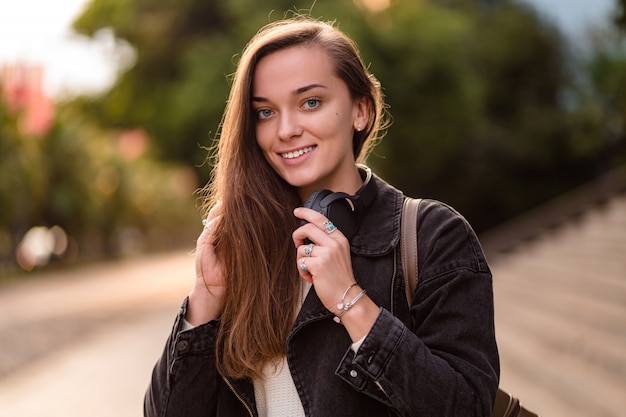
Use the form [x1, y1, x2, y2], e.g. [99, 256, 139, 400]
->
[0, 251, 192, 417]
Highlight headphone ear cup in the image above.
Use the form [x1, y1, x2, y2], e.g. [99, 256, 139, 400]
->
[325, 197, 356, 240]
[303, 190, 357, 240]
[300, 167, 374, 241]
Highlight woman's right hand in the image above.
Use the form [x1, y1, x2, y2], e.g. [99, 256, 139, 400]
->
[186, 203, 225, 325]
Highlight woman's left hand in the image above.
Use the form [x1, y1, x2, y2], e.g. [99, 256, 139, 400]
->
[293, 207, 380, 339]
[292, 207, 359, 313]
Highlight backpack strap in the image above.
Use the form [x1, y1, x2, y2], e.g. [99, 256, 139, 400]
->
[400, 198, 539, 417]
[401, 197, 422, 305]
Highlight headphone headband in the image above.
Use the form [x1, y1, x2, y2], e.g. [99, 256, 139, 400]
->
[352, 164, 376, 213]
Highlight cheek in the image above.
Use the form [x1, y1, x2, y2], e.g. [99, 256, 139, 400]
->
[255, 125, 272, 153]
[317, 113, 354, 146]
[310, 111, 342, 135]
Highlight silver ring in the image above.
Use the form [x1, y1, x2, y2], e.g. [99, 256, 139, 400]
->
[300, 259, 308, 272]
[304, 243, 313, 257]
[323, 220, 337, 234]
[202, 219, 212, 231]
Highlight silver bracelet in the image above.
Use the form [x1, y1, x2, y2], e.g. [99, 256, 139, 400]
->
[334, 288, 367, 324]
[338, 283, 357, 309]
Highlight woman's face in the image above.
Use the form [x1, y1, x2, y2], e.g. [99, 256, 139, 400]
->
[252, 46, 368, 199]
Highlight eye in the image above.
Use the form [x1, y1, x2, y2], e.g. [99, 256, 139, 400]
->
[256, 108, 274, 120]
[302, 98, 321, 110]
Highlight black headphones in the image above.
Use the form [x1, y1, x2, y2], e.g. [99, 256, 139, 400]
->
[302, 164, 377, 241]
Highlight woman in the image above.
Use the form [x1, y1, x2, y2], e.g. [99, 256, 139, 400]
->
[144, 17, 499, 417]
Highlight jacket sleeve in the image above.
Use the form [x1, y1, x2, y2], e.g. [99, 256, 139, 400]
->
[144, 298, 221, 417]
[336, 200, 499, 417]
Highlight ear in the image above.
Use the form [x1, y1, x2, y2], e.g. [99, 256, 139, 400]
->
[353, 97, 370, 132]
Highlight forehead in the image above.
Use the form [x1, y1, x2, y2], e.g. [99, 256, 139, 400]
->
[252, 46, 341, 95]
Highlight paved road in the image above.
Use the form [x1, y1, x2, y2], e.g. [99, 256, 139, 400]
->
[0, 251, 193, 417]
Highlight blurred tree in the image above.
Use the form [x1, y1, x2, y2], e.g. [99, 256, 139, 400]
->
[582, 14, 626, 172]
[361, 1, 609, 230]
[617, 0, 626, 30]
[0, 97, 200, 275]
[73, 0, 232, 174]
[71, 0, 616, 232]
[0, 101, 47, 262]
[48, 104, 201, 254]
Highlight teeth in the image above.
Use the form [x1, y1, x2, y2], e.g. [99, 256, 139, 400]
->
[282, 146, 314, 159]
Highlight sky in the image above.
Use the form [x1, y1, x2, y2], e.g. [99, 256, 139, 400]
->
[0, 0, 118, 98]
[521, 0, 616, 39]
[0, 0, 618, 99]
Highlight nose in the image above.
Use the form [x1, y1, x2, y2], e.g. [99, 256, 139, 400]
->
[277, 112, 302, 141]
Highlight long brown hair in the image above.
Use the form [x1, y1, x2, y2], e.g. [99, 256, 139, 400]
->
[203, 16, 386, 380]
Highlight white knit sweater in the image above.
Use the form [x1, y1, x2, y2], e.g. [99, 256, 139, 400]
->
[253, 356, 305, 417]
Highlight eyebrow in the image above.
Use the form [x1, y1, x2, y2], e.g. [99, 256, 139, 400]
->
[252, 83, 327, 102]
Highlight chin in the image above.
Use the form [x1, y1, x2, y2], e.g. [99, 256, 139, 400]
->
[282, 173, 315, 190]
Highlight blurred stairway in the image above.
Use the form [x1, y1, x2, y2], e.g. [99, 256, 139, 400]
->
[482, 173, 626, 417]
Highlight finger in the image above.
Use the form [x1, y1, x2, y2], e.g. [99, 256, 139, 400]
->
[302, 243, 314, 258]
[293, 222, 332, 248]
[294, 207, 328, 226]
[293, 212, 345, 248]
[296, 241, 313, 255]
[201, 202, 223, 232]
[294, 207, 343, 236]
[298, 257, 311, 277]
[206, 201, 222, 221]
[200, 207, 222, 246]
[198, 220, 217, 246]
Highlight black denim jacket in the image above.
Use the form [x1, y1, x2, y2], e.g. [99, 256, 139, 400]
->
[144, 175, 499, 417]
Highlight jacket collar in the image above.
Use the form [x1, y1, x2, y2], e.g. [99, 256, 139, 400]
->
[349, 173, 404, 256]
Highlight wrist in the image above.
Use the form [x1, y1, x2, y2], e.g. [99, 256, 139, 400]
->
[333, 285, 367, 323]
[338, 295, 379, 342]
[186, 287, 222, 325]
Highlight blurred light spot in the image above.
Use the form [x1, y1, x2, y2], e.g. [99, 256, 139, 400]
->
[96, 166, 120, 196]
[170, 166, 198, 198]
[1, 63, 55, 137]
[16, 225, 69, 271]
[354, 0, 391, 13]
[16, 226, 54, 271]
[49, 225, 68, 256]
[118, 128, 148, 160]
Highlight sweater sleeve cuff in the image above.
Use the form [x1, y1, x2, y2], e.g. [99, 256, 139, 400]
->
[181, 318, 195, 332]
[351, 334, 367, 353]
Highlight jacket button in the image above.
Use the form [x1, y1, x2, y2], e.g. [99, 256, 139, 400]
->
[176, 340, 189, 352]
[350, 370, 358, 378]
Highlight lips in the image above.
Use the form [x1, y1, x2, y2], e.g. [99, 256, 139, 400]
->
[281, 146, 315, 159]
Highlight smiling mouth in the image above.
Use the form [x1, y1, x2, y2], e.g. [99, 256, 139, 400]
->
[281, 146, 315, 159]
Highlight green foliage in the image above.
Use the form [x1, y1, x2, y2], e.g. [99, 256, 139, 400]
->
[616, 0, 626, 30]
[0, 106, 47, 231]
[0, 99, 199, 274]
[3, 0, 623, 274]
[582, 25, 626, 166]
[360, 1, 612, 229]
[64, 0, 623, 234]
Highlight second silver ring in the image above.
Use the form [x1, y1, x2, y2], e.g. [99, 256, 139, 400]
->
[304, 243, 314, 257]
[323, 220, 337, 234]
